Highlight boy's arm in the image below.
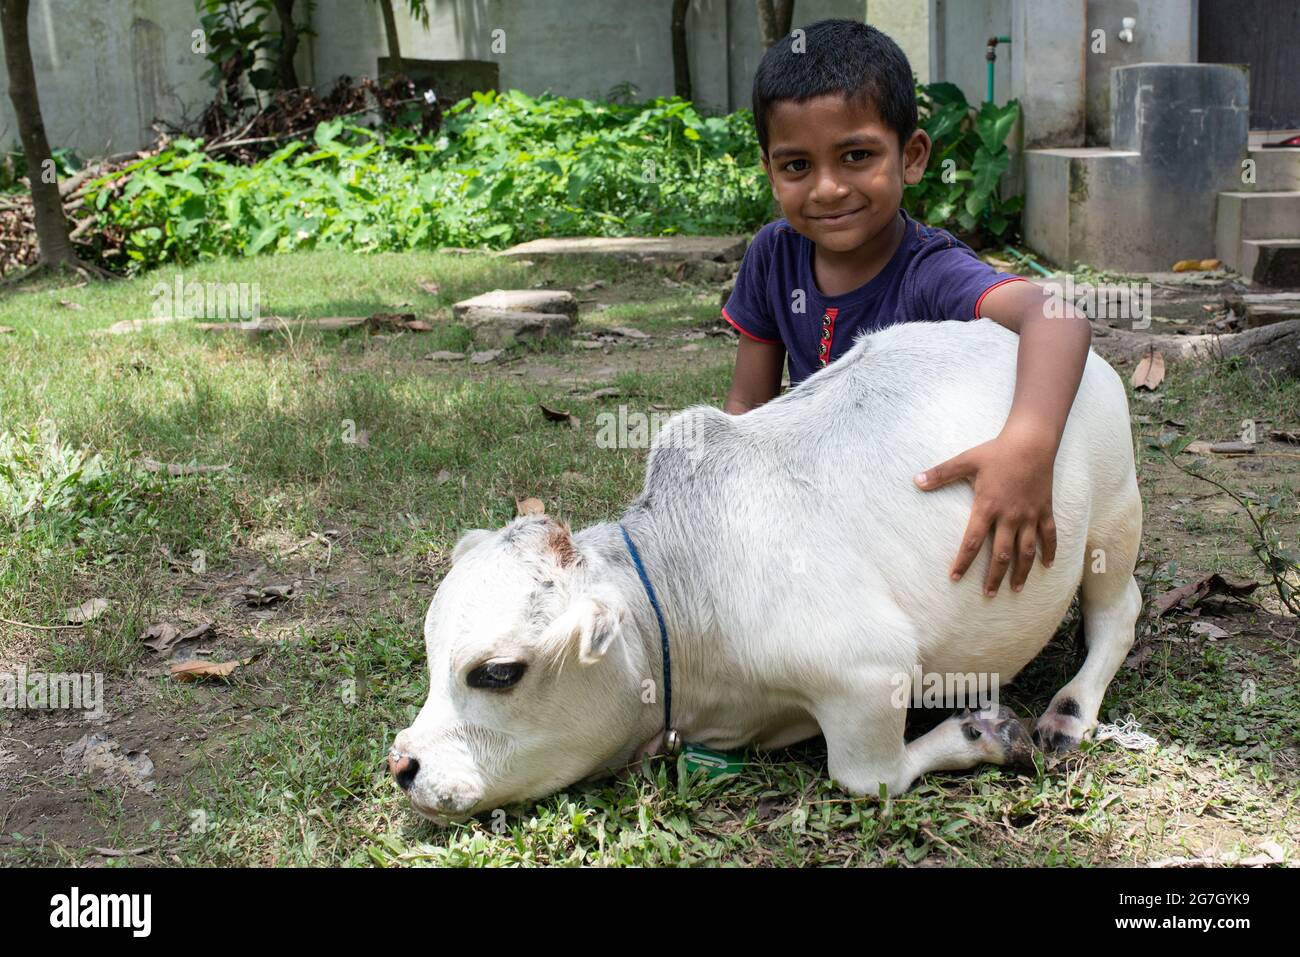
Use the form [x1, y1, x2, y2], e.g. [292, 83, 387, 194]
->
[724, 336, 786, 414]
[914, 280, 1092, 595]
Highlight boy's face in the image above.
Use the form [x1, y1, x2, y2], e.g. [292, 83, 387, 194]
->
[761, 94, 931, 255]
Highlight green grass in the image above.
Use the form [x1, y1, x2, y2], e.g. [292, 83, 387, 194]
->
[0, 250, 1296, 867]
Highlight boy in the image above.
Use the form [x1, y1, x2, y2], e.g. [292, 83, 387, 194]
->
[722, 19, 1092, 600]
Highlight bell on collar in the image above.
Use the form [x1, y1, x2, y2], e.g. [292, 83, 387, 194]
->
[664, 729, 682, 755]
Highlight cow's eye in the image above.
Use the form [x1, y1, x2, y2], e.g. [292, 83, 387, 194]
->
[467, 661, 527, 690]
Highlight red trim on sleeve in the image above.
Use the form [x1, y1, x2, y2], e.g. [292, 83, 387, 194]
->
[721, 307, 781, 344]
[974, 276, 1030, 318]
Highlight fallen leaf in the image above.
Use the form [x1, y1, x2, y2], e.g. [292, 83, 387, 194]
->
[469, 349, 503, 364]
[1269, 429, 1300, 445]
[516, 497, 545, 517]
[1131, 349, 1165, 390]
[141, 621, 211, 655]
[170, 658, 250, 681]
[435, 468, 454, 483]
[424, 350, 464, 361]
[140, 623, 181, 653]
[65, 598, 109, 624]
[0, 326, 15, 334]
[1153, 574, 1259, 616]
[239, 584, 296, 607]
[417, 280, 441, 296]
[539, 402, 579, 428]
[1188, 621, 1232, 640]
[58, 299, 83, 310]
[610, 326, 651, 339]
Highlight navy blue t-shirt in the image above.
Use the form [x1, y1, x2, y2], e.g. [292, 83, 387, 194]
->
[722, 210, 1026, 386]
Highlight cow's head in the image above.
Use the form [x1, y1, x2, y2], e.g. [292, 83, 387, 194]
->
[389, 515, 646, 822]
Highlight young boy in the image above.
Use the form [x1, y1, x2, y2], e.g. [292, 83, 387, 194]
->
[722, 19, 1092, 600]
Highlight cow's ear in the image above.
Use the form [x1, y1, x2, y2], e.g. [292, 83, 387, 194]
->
[540, 594, 625, 667]
[451, 528, 493, 564]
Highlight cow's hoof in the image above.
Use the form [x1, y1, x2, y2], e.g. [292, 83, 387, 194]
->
[1032, 701, 1091, 753]
[957, 706, 1035, 769]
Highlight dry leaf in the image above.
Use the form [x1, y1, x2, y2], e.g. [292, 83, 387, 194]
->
[1153, 574, 1258, 616]
[424, 350, 465, 361]
[0, 326, 15, 335]
[539, 402, 579, 428]
[417, 280, 441, 296]
[1269, 429, 1300, 445]
[515, 497, 545, 517]
[65, 598, 109, 624]
[1131, 349, 1165, 390]
[469, 349, 503, 364]
[435, 468, 454, 483]
[140, 623, 181, 653]
[59, 299, 83, 310]
[610, 326, 650, 339]
[170, 658, 249, 681]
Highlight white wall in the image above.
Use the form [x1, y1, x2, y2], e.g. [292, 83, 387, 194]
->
[2, 0, 867, 159]
[0, 0, 213, 158]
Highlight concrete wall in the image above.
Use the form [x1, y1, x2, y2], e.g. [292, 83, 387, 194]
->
[928, 0, 1012, 105]
[0, 0, 213, 159]
[1084, 0, 1196, 144]
[2, 0, 865, 158]
[865, 0, 930, 83]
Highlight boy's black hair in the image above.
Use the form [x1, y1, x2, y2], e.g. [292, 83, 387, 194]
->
[752, 19, 917, 153]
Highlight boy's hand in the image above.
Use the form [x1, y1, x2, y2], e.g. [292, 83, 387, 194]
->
[913, 425, 1058, 596]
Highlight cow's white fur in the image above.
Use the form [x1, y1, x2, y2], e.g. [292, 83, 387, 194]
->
[391, 319, 1142, 821]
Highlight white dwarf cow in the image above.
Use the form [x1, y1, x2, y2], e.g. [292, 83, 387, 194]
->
[389, 319, 1142, 822]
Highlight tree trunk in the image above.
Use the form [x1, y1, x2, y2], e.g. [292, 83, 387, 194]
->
[756, 0, 795, 48]
[1092, 319, 1300, 381]
[0, 0, 75, 267]
[379, 0, 403, 75]
[671, 0, 691, 100]
[274, 0, 300, 89]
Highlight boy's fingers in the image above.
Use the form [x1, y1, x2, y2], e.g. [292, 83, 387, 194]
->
[949, 509, 991, 581]
[915, 453, 975, 491]
[1010, 524, 1038, 592]
[983, 522, 1016, 596]
[1038, 514, 1057, 568]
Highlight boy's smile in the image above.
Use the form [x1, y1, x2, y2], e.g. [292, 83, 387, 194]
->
[761, 94, 930, 286]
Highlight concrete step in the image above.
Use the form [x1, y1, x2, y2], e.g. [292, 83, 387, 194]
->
[1240, 239, 1300, 287]
[1215, 191, 1300, 269]
[1244, 148, 1300, 191]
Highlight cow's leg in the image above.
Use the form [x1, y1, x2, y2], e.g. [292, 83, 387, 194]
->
[1034, 493, 1142, 752]
[817, 680, 1034, 796]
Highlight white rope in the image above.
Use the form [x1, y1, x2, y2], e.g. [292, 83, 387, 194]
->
[1094, 714, 1158, 751]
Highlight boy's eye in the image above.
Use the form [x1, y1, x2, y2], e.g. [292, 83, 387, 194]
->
[844, 149, 871, 162]
[782, 158, 810, 173]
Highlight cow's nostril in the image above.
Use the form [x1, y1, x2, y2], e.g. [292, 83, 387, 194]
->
[389, 752, 420, 791]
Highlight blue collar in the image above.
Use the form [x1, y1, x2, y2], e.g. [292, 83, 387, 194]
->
[618, 523, 673, 743]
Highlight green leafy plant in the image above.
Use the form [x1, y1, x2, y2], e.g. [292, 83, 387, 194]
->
[905, 82, 1022, 241]
[0, 423, 158, 545]
[86, 90, 771, 271]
